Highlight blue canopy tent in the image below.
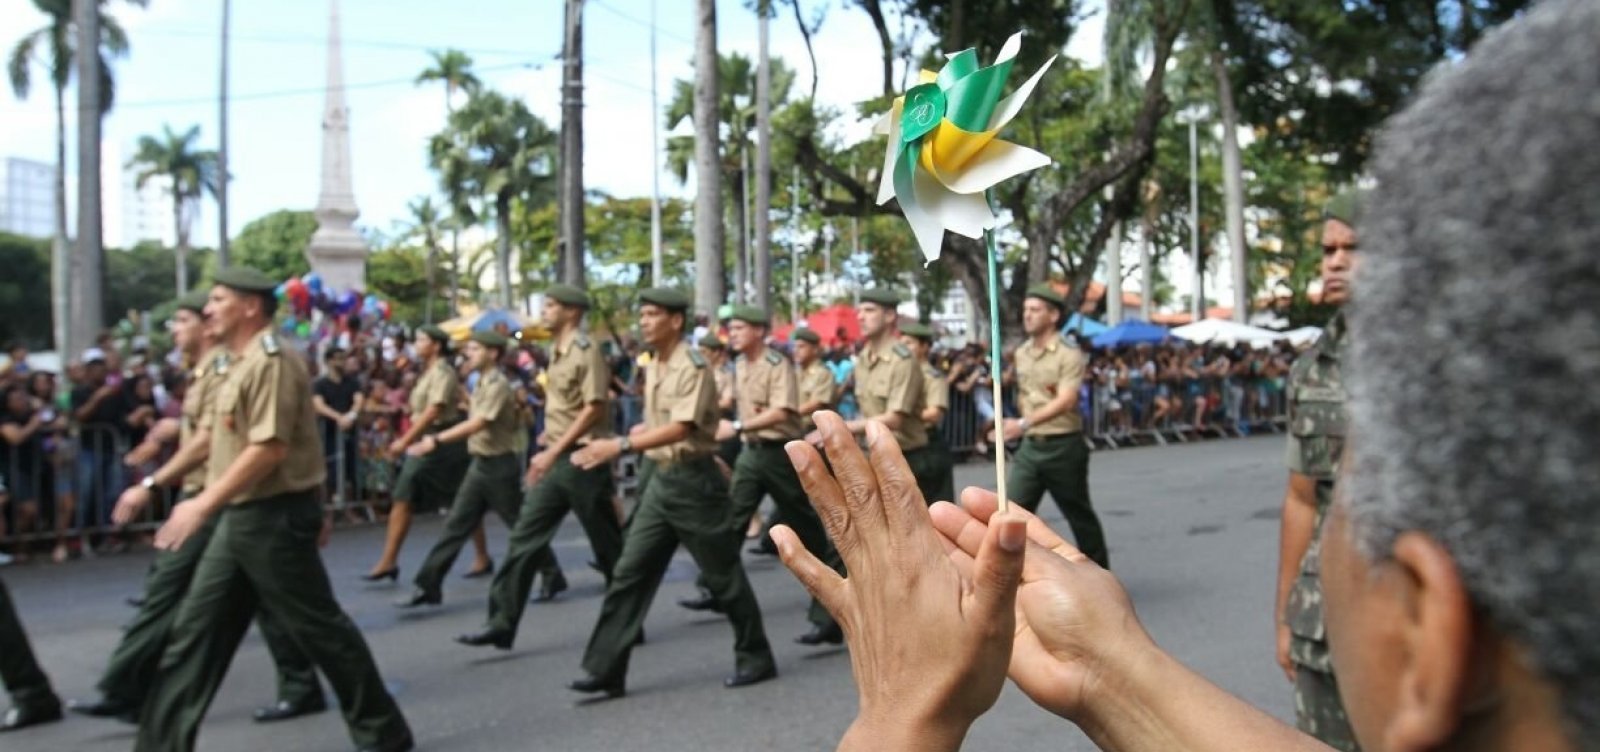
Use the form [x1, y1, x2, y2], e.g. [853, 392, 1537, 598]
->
[1062, 313, 1109, 337]
[1090, 318, 1171, 348]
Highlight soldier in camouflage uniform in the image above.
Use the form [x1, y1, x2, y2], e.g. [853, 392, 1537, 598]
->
[1274, 191, 1364, 752]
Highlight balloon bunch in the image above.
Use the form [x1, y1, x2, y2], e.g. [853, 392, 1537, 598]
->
[275, 271, 393, 340]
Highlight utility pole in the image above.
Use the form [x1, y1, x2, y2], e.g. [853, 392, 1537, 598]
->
[560, 0, 587, 285]
[649, 0, 663, 285]
[753, 0, 773, 313]
[72, 0, 105, 358]
[1187, 113, 1205, 322]
[218, 0, 232, 267]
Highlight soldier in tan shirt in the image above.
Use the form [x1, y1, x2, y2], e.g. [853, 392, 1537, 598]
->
[458, 284, 625, 650]
[899, 322, 955, 505]
[398, 330, 537, 609]
[138, 267, 411, 752]
[1000, 284, 1107, 568]
[793, 328, 836, 431]
[363, 325, 480, 581]
[569, 289, 776, 697]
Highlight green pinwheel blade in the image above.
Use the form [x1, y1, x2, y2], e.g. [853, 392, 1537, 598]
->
[943, 58, 1016, 132]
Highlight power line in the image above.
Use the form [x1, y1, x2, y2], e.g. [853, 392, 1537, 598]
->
[132, 26, 545, 58]
[590, 0, 694, 47]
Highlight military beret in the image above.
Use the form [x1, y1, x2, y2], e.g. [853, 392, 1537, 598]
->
[471, 330, 509, 350]
[1025, 283, 1067, 312]
[544, 283, 591, 309]
[792, 328, 821, 345]
[212, 266, 278, 294]
[899, 321, 936, 341]
[417, 325, 452, 349]
[638, 287, 691, 312]
[728, 304, 768, 326]
[174, 291, 209, 314]
[716, 303, 735, 322]
[1323, 187, 1370, 229]
[858, 288, 903, 307]
[698, 336, 726, 351]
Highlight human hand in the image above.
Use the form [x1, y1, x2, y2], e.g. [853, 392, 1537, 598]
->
[572, 438, 620, 471]
[111, 484, 153, 525]
[928, 491, 1150, 722]
[155, 499, 211, 551]
[526, 448, 556, 486]
[318, 514, 333, 548]
[715, 419, 737, 442]
[338, 414, 357, 431]
[385, 438, 407, 460]
[773, 412, 1026, 750]
[999, 418, 1024, 442]
[406, 435, 436, 458]
[1275, 623, 1295, 683]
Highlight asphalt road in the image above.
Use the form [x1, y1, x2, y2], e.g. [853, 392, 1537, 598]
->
[2, 435, 1294, 751]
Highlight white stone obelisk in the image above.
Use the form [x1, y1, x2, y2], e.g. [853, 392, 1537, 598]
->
[304, 0, 367, 291]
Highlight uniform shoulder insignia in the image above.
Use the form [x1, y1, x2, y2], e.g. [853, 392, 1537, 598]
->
[260, 334, 280, 356]
[575, 333, 592, 350]
[892, 343, 912, 359]
[213, 354, 230, 375]
[687, 348, 707, 368]
[924, 364, 944, 378]
[1059, 331, 1075, 347]
[764, 349, 782, 366]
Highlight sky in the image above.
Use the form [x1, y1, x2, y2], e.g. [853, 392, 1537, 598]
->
[2, 0, 1106, 250]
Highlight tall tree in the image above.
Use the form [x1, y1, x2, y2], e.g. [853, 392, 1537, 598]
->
[753, 0, 774, 313]
[127, 124, 220, 296]
[692, 0, 724, 315]
[7, 0, 146, 356]
[404, 196, 445, 324]
[414, 48, 481, 113]
[429, 90, 558, 309]
[559, 0, 586, 286]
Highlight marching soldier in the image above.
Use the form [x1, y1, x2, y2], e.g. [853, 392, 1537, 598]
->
[1274, 191, 1365, 752]
[568, 289, 777, 697]
[457, 284, 625, 649]
[898, 322, 955, 505]
[716, 305, 845, 646]
[397, 330, 558, 608]
[136, 267, 411, 752]
[363, 325, 476, 582]
[0, 576, 60, 732]
[72, 292, 321, 725]
[793, 328, 837, 430]
[825, 290, 931, 499]
[1000, 284, 1108, 568]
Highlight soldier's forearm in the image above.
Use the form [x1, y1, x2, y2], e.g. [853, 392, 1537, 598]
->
[396, 405, 441, 447]
[549, 402, 603, 454]
[436, 417, 487, 445]
[193, 441, 288, 513]
[627, 422, 691, 453]
[150, 430, 212, 488]
[740, 407, 795, 433]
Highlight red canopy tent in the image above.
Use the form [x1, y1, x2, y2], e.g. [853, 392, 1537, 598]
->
[774, 304, 860, 347]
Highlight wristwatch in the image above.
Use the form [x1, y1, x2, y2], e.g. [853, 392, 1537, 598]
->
[618, 436, 633, 454]
[142, 476, 157, 490]
[732, 420, 744, 433]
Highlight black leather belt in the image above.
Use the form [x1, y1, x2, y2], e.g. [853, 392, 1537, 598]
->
[1026, 432, 1082, 443]
[743, 438, 796, 448]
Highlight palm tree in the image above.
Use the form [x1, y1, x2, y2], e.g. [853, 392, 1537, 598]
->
[415, 49, 481, 113]
[428, 91, 558, 309]
[692, 0, 724, 315]
[127, 124, 220, 296]
[405, 196, 445, 323]
[8, 0, 146, 354]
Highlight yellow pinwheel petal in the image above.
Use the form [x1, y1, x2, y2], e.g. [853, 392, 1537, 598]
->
[918, 119, 1001, 184]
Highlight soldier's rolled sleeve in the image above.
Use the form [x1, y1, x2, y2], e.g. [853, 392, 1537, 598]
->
[581, 348, 610, 405]
[245, 359, 297, 445]
[422, 373, 450, 408]
[669, 369, 705, 424]
[926, 375, 949, 411]
[1057, 353, 1085, 397]
[770, 363, 799, 413]
[472, 378, 510, 424]
[885, 359, 921, 417]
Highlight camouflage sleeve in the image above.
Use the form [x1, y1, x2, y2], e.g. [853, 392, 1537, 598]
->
[1286, 434, 1306, 472]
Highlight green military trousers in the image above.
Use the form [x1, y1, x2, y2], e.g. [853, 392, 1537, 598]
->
[411, 452, 557, 599]
[97, 507, 318, 712]
[135, 490, 410, 752]
[581, 456, 775, 683]
[1007, 433, 1109, 568]
[0, 575, 58, 715]
[486, 451, 622, 639]
[905, 429, 956, 505]
[727, 443, 842, 629]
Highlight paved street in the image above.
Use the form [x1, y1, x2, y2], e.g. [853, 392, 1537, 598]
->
[3, 435, 1293, 751]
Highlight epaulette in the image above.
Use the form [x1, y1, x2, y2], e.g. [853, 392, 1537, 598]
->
[764, 349, 782, 366]
[1059, 331, 1076, 347]
[924, 364, 945, 379]
[892, 343, 912, 359]
[575, 333, 592, 350]
[261, 334, 281, 356]
[213, 353, 231, 375]
[687, 348, 707, 368]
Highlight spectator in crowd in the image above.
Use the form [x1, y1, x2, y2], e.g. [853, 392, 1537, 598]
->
[312, 348, 365, 512]
[69, 349, 129, 551]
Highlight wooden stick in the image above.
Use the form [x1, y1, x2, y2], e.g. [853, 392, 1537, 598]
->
[983, 216, 1009, 514]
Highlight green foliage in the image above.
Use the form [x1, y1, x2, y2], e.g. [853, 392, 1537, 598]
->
[127, 123, 219, 230]
[221, 209, 316, 282]
[106, 240, 211, 317]
[0, 233, 51, 348]
[366, 244, 434, 324]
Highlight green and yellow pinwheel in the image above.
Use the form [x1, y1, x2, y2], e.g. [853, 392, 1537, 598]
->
[875, 32, 1057, 264]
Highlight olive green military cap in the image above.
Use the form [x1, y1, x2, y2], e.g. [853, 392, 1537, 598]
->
[1025, 283, 1067, 312]
[1323, 187, 1370, 229]
[418, 325, 452, 349]
[698, 336, 726, 351]
[728, 304, 768, 326]
[544, 283, 591, 308]
[899, 321, 936, 341]
[792, 328, 821, 345]
[174, 291, 209, 314]
[470, 330, 509, 349]
[638, 287, 691, 312]
[858, 288, 903, 307]
[212, 266, 278, 294]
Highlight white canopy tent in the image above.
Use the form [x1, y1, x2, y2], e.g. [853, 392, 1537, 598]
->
[1285, 326, 1325, 347]
[1171, 319, 1287, 347]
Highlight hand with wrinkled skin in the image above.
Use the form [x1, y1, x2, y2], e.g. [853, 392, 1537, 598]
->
[772, 411, 1027, 752]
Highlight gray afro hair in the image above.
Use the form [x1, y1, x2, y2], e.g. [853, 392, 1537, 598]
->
[1346, 0, 1600, 744]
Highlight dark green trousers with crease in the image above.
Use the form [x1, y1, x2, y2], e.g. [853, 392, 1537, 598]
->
[134, 491, 410, 752]
[0, 575, 58, 714]
[411, 452, 559, 598]
[727, 443, 841, 629]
